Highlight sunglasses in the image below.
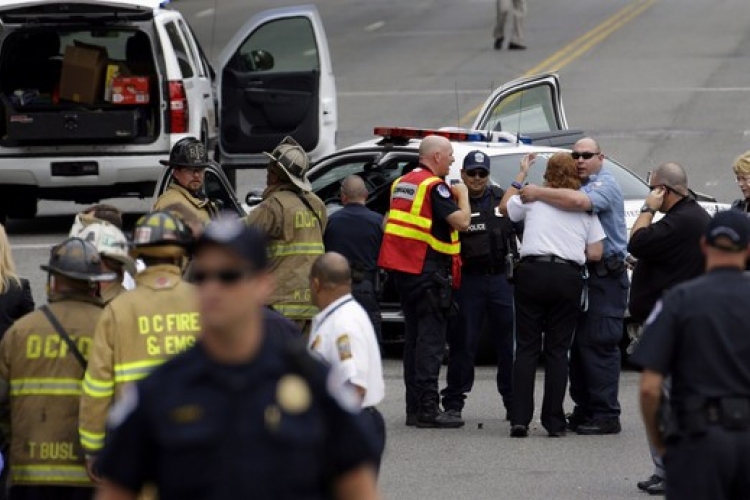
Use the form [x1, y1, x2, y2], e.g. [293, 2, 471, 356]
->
[465, 170, 489, 178]
[192, 268, 254, 286]
[571, 151, 599, 160]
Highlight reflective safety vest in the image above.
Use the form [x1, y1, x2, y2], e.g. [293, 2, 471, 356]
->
[378, 168, 461, 280]
[79, 265, 200, 455]
[0, 294, 105, 487]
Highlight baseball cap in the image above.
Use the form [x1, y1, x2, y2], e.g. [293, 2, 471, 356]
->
[194, 216, 269, 270]
[463, 150, 491, 171]
[704, 210, 750, 252]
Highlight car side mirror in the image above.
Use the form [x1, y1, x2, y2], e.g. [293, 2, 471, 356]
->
[250, 49, 274, 71]
[245, 189, 264, 207]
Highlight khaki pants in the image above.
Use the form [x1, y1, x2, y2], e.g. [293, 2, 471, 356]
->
[494, 0, 527, 45]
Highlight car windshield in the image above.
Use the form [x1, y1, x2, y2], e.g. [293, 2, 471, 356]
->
[489, 152, 650, 200]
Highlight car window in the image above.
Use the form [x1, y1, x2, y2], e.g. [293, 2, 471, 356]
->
[235, 17, 319, 73]
[164, 21, 194, 78]
[489, 152, 650, 200]
[177, 20, 204, 78]
[203, 170, 241, 215]
[483, 84, 559, 134]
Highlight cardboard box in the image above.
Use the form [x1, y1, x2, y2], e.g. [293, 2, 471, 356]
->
[111, 76, 150, 105]
[59, 44, 108, 105]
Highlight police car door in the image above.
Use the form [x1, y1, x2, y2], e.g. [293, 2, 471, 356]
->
[216, 6, 336, 168]
[471, 73, 581, 148]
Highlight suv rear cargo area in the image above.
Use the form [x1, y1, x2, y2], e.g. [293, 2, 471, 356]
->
[0, 27, 162, 146]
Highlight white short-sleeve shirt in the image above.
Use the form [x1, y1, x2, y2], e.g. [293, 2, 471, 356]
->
[507, 194, 605, 265]
[308, 294, 385, 408]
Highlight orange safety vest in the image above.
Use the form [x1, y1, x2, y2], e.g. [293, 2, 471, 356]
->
[378, 168, 462, 285]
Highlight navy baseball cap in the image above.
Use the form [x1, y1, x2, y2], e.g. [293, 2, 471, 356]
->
[463, 150, 491, 171]
[194, 215, 269, 269]
[705, 210, 750, 252]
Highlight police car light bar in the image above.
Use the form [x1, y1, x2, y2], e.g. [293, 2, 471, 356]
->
[373, 127, 484, 142]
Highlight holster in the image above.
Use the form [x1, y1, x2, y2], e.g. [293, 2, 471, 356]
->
[677, 396, 709, 436]
[718, 397, 750, 431]
[427, 271, 458, 317]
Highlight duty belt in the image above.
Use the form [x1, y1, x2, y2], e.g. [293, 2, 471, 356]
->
[522, 255, 582, 270]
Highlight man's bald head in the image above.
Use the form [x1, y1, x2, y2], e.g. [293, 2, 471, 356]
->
[574, 137, 601, 153]
[310, 252, 352, 289]
[652, 162, 688, 193]
[341, 175, 368, 204]
[418, 135, 454, 176]
[419, 135, 450, 157]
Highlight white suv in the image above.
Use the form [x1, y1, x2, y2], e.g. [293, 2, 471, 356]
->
[0, 0, 336, 222]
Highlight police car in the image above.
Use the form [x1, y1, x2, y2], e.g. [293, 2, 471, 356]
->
[154, 72, 729, 347]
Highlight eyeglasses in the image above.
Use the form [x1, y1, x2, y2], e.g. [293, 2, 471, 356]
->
[571, 151, 599, 160]
[649, 184, 683, 197]
[465, 170, 489, 178]
[192, 268, 254, 286]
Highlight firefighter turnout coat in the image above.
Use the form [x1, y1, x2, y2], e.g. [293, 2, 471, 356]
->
[79, 264, 200, 456]
[245, 184, 326, 321]
[0, 293, 105, 487]
[153, 184, 218, 225]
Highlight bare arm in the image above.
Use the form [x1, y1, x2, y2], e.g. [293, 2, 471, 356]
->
[445, 184, 471, 232]
[520, 185, 592, 212]
[586, 241, 603, 262]
[629, 188, 664, 239]
[95, 481, 138, 500]
[499, 153, 535, 215]
[334, 464, 380, 500]
[640, 369, 665, 457]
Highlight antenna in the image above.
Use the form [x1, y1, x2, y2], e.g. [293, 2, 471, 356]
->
[455, 82, 460, 128]
[515, 88, 525, 146]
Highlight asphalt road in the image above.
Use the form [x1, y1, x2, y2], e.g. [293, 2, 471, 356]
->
[7, 0, 750, 497]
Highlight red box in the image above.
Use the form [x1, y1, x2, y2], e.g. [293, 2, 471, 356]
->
[111, 76, 150, 105]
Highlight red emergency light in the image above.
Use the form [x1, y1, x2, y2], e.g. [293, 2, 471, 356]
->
[373, 127, 485, 142]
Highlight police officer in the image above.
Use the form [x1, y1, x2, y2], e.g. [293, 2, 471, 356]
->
[79, 211, 199, 478]
[74, 222, 137, 304]
[0, 238, 114, 500]
[440, 151, 515, 426]
[153, 137, 219, 225]
[632, 210, 750, 499]
[379, 135, 470, 428]
[323, 175, 384, 343]
[95, 218, 379, 500]
[245, 136, 326, 334]
[308, 252, 386, 471]
[521, 137, 628, 435]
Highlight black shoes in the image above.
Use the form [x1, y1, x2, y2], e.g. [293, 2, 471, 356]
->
[576, 418, 622, 435]
[566, 411, 589, 432]
[494, 37, 504, 50]
[547, 430, 566, 438]
[510, 425, 528, 437]
[637, 475, 666, 495]
[416, 410, 464, 429]
[508, 42, 527, 50]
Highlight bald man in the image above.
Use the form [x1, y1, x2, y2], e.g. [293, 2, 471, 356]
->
[309, 252, 386, 470]
[324, 176, 384, 343]
[627, 162, 710, 494]
[378, 135, 470, 429]
[520, 137, 628, 435]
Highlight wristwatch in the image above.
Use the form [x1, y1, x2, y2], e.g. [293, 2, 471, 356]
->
[640, 204, 657, 215]
[511, 181, 524, 190]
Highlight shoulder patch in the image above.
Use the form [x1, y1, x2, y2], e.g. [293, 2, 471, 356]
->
[336, 334, 352, 361]
[437, 184, 451, 199]
[107, 384, 139, 429]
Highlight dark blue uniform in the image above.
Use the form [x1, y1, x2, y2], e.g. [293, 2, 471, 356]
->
[632, 268, 750, 499]
[324, 203, 384, 343]
[96, 314, 377, 500]
[441, 186, 515, 416]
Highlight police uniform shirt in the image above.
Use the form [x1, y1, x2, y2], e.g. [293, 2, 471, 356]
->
[426, 180, 460, 267]
[581, 168, 628, 258]
[631, 268, 750, 404]
[323, 204, 383, 277]
[96, 326, 378, 499]
[308, 295, 385, 408]
[506, 195, 605, 265]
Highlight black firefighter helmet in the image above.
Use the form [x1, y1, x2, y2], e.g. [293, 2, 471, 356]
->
[40, 237, 117, 282]
[130, 210, 193, 259]
[159, 137, 214, 169]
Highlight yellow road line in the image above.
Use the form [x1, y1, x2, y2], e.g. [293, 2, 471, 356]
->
[459, 0, 657, 125]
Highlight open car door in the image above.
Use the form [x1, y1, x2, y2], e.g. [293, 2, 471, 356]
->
[152, 164, 245, 217]
[471, 73, 583, 148]
[216, 5, 336, 168]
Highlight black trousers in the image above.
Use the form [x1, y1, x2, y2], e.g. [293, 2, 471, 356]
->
[363, 407, 386, 474]
[666, 426, 750, 499]
[352, 279, 383, 345]
[398, 272, 448, 416]
[10, 486, 94, 500]
[511, 261, 582, 433]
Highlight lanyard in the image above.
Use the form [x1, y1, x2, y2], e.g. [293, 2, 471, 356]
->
[311, 297, 354, 335]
